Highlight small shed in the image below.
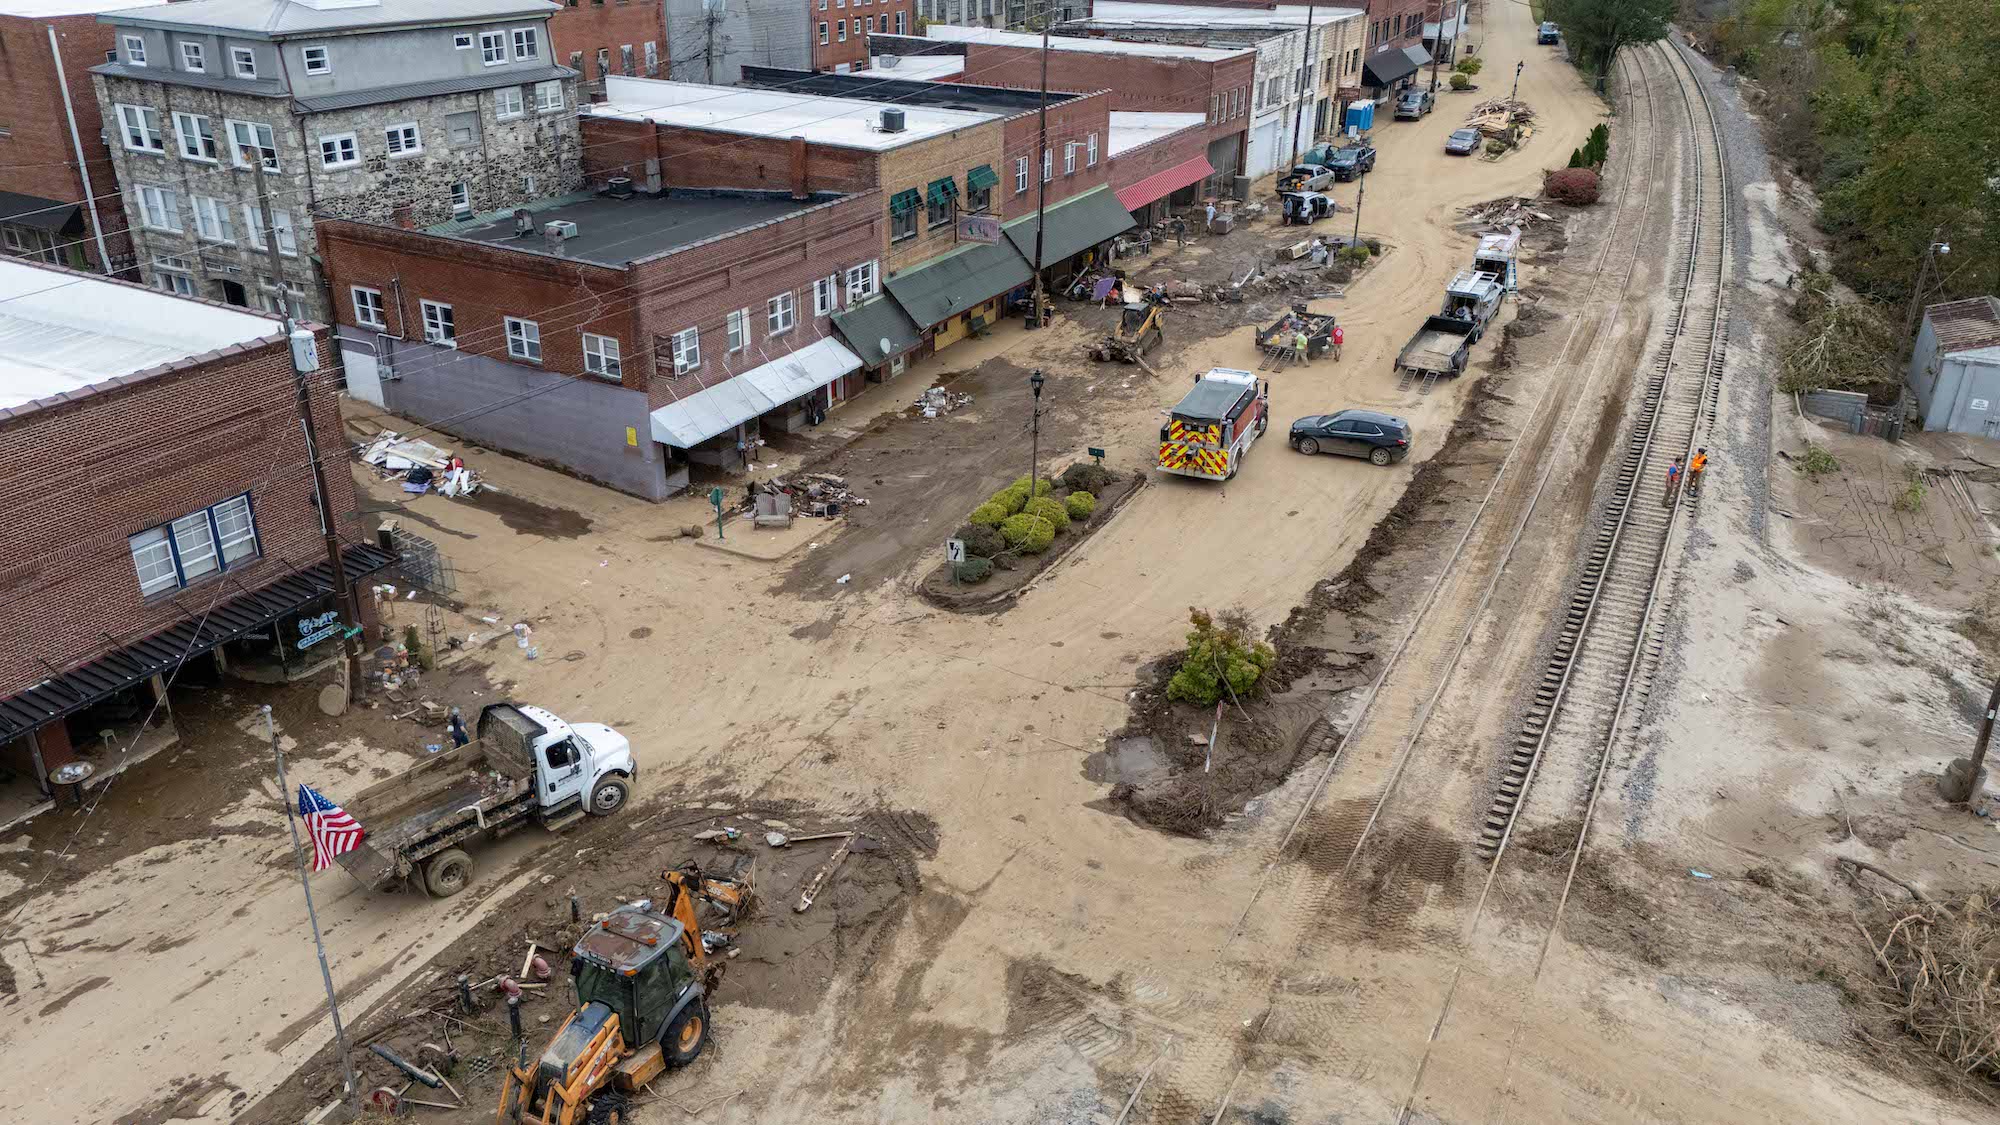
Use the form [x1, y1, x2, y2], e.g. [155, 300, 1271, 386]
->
[1909, 296, 2000, 437]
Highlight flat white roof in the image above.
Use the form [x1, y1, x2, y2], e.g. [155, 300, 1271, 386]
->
[593, 76, 998, 151]
[1085, 2, 1365, 28]
[870, 53, 966, 81]
[0, 0, 164, 15]
[1109, 111, 1206, 156]
[925, 23, 1251, 61]
[0, 261, 280, 412]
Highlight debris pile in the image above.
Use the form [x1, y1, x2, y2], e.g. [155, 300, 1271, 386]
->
[1853, 875, 2000, 1082]
[1466, 98, 1535, 135]
[915, 385, 974, 417]
[1461, 196, 1558, 227]
[361, 432, 482, 498]
[753, 472, 868, 519]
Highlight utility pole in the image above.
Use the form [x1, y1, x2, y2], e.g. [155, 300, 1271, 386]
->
[1427, 0, 1443, 92]
[268, 705, 360, 1119]
[248, 152, 365, 702]
[1940, 678, 2000, 804]
[1287, 0, 1319, 169]
[1510, 59, 1524, 104]
[1028, 0, 1051, 329]
[1350, 167, 1365, 248]
[1897, 226, 1950, 363]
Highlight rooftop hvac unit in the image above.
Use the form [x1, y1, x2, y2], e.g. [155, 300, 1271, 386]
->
[545, 220, 579, 239]
[879, 108, 906, 133]
[878, 54, 900, 69]
[513, 209, 535, 236]
[607, 176, 634, 198]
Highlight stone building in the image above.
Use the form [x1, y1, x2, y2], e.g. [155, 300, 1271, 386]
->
[91, 0, 583, 321]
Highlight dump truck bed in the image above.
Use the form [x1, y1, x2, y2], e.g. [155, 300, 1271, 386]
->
[344, 739, 534, 855]
[1397, 316, 1475, 373]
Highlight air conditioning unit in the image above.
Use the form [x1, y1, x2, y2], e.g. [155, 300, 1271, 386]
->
[545, 220, 579, 239]
[606, 176, 634, 199]
[879, 108, 906, 133]
[878, 54, 900, 69]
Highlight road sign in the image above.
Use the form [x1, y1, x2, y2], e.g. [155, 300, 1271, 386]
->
[945, 538, 966, 564]
[709, 485, 726, 540]
[1087, 446, 1106, 464]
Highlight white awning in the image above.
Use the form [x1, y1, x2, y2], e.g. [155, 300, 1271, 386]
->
[648, 336, 861, 447]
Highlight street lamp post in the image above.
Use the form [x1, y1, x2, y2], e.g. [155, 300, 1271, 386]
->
[1028, 370, 1046, 491]
[1428, 0, 1444, 92]
[1350, 168, 1365, 248]
[1510, 59, 1524, 103]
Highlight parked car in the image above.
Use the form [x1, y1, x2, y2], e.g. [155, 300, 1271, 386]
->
[1395, 88, 1435, 120]
[1445, 127, 1483, 156]
[1326, 142, 1377, 181]
[1289, 409, 1412, 465]
[1538, 21, 1560, 44]
[1277, 163, 1336, 193]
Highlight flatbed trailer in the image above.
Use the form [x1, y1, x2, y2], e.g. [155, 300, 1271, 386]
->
[1257, 307, 1342, 368]
[1394, 316, 1476, 391]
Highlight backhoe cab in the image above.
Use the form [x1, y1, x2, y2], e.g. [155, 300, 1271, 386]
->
[497, 863, 749, 1124]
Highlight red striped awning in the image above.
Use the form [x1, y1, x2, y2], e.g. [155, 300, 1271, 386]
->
[1115, 155, 1216, 211]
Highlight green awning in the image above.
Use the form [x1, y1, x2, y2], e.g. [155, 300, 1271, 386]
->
[832, 295, 924, 368]
[1002, 186, 1135, 269]
[966, 164, 999, 191]
[888, 189, 921, 216]
[926, 177, 958, 206]
[882, 238, 1033, 330]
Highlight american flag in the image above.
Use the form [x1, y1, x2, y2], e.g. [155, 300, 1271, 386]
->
[298, 784, 365, 872]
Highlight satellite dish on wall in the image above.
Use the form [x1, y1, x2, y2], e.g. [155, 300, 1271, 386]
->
[879, 337, 893, 356]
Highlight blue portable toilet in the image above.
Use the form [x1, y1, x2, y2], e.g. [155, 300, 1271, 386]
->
[1344, 100, 1375, 134]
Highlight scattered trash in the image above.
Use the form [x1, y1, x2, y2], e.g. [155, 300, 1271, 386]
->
[1689, 869, 1714, 879]
[425, 744, 442, 755]
[836, 573, 851, 584]
[754, 472, 867, 519]
[362, 432, 484, 498]
[692, 827, 742, 842]
[916, 386, 974, 417]
[765, 831, 789, 847]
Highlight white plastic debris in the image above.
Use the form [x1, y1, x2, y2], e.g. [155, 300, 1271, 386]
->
[836, 574, 851, 584]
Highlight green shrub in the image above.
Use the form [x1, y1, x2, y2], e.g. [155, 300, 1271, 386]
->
[1363, 237, 1381, 255]
[1000, 513, 1056, 554]
[1340, 245, 1371, 263]
[1486, 139, 1510, 156]
[954, 523, 1006, 559]
[1025, 496, 1071, 533]
[1582, 123, 1610, 167]
[1164, 609, 1276, 706]
[1060, 462, 1113, 494]
[1568, 147, 1587, 168]
[993, 486, 1029, 516]
[1010, 476, 1055, 499]
[1065, 491, 1097, 520]
[1449, 72, 1471, 91]
[1798, 443, 1839, 478]
[1454, 55, 1483, 75]
[953, 556, 995, 583]
[969, 501, 1010, 528]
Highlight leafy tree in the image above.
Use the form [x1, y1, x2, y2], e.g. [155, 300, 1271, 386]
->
[1165, 609, 1276, 707]
[1545, 0, 1674, 75]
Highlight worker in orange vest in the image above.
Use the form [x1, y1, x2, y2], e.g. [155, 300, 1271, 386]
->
[1688, 447, 1710, 498]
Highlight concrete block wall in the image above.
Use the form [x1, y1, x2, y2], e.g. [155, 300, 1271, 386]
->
[0, 308, 353, 697]
[0, 14, 132, 273]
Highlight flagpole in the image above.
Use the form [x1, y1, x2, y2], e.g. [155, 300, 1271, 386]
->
[267, 704, 360, 1117]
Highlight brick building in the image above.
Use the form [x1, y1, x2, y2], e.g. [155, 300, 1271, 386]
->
[92, 0, 583, 321]
[0, 0, 157, 276]
[911, 0, 1090, 32]
[584, 75, 1132, 380]
[319, 179, 885, 498]
[0, 259, 390, 829]
[809, 0, 913, 73]
[547, 0, 666, 94]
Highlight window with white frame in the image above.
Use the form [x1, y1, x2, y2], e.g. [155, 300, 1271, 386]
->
[1042, 149, 1052, 183]
[818, 21, 828, 43]
[511, 26, 539, 59]
[136, 184, 180, 231]
[1063, 141, 1076, 175]
[154, 270, 195, 296]
[671, 326, 699, 373]
[767, 292, 796, 335]
[243, 204, 296, 255]
[117, 104, 163, 152]
[1087, 131, 1098, 166]
[122, 34, 146, 65]
[813, 275, 837, 317]
[422, 300, 456, 345]
[173, 112, 216, 161]
[620, 44, 633, 74]
[228, 119, 278, 170]
[450, 181, 471, 214]
[129, 494, 258, 597]
[454, 32, 474, 49]
[506, 316, 542, 361]
[384, 122, 421, 156]
[178, 40, 204, 72]
[301, 44, 330, 73]
[845, 260, 877, 301]
[192, 195, 234, 243]
[644, 40, 658, 74]
[583, 333, 621, 378]
[896, 10, 906, 33]
[495, 86, 525, 118]
[481, 31, 506, 64]
[352, 286, 385, 329]
[595, 47, 610, 77]
[726, 308, 749, 352]
[533, 80, 563, 113]
[230, 46, 256, 78]
[1015, 156, 1028, 194]
[836, 18, 846, 40]
[317, 132, 358, 169]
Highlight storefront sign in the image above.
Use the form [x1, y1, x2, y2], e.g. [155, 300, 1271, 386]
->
[957, 214, 1001, 244]
[297, 610, 343, 650]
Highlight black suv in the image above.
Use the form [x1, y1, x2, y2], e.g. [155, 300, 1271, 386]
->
[1290, 409, 1412, 465]
[1326, 142, 1377, 181]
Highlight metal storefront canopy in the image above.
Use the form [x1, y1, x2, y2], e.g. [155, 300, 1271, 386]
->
[1362, 46, 1423, 89]
[1002, 186, 1135, 268]
[0, 544, 396, 744]
[0, 190, 82, 234]
[882, 238, 1033, 330]
[966, 164, 999, 192]
[832, 295, 923, 367]
[1114, 156, 1215, 211]
[648, 337, 862, 447]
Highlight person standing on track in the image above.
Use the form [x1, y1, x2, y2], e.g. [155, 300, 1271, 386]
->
[1687, 447, 1710, 498]
[1664, 456, 1683, 506]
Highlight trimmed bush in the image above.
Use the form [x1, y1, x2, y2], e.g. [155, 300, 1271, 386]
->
[1454, 55, 1483, 75]
[953, 523, 1006, 559]
[1065, 491, 1097, 520]
[954, 556, 996, 583]
[1340, 245, 1371, 263]
[1486, 139, 1510, 156]
[1543, 167, 1601, 205]
[1010, 475, 1055, 499]
[1025, 496, 1071, 533]
[969, 502, 1010, 528]
[1568, 147, 1587, 169]
[1165, 609, 1277, 707]
[1449, 72, 1471, 91]
[1000, 513, 1056, 554]
[1363, 237, 1382, 255]
[1582, 123, 1610, 167]
[1060, 462, 1113, 495]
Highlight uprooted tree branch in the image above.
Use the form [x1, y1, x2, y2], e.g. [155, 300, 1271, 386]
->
[1778, 272, 1898, 397]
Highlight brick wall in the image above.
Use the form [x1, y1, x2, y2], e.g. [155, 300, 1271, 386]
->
[951, 42, 1254, 155]
[1365, 0, 1431, 51]
[549, 0, 666, 86]
[809, 0, 912, 72]
[580, 118, 883, 196]
[875, 120, 1005, 272]
[0, 14, 132, 273]
[0, 313, 356, 698]
[993, 90, 1111, 221]
[1107, 119, 1209, 197]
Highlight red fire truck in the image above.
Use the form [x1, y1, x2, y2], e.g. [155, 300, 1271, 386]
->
[1156, 367, 1270, 481]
